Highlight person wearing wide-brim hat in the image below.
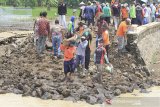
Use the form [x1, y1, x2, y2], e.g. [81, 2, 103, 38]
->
[79, 2, 86, 21]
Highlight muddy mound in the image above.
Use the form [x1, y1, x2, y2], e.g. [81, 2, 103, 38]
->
[0, 33, 159, 104]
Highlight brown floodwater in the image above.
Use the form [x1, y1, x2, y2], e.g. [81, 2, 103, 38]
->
[0, 87, 159, 107]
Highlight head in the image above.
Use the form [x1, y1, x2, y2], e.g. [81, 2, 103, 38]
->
[124, 3, 128, 7]
[106, 3, 109, 7]
[102, 23, 109, 31]
[98, 39, 103, 47]
[42, 11, 47, 17]
[81, 36, 86, 42]
[153, 3, 156, 6]
[55, 19, 59, 24]
[78, 22, 83, 27]
[142, 4, 146, 8]
[70, 16, 75, 22]
[125, 18, 131, 25]
[88, 1, 91, 6]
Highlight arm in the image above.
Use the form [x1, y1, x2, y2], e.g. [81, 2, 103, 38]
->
[94, 53, 96, 63]
[104, 54, 109, 64]
[81, 40, 88, 48]
[65, 4, 67, 15]
[103, 48, 109, 64]
[60, 44, 65, 51]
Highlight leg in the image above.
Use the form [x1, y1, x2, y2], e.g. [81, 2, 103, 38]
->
[105, 45, 110, 59]
[62, 15, 67, 28]
[52, 36, 57, 56]
[57, 36, 61, 57]
[113, 16, 118, 31]
[117, 36, 124, 55]
[41, 36, 47, 53]
[37, 36, 43, 55]
[59, 15, 62, 26]
[85, 47, 91, 70]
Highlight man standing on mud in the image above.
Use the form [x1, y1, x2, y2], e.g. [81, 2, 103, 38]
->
[37, 11, 50, 56]
[58, 0, 67, 28]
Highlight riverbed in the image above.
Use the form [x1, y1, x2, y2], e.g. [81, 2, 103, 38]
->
[0, 87, 159, 107]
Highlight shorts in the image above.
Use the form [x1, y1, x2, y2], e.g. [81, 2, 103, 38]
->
[76, 55, 85, 66]
[64, 59, 75, 74]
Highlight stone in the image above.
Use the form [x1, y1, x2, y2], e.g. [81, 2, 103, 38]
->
[32, 91, 37, 97]
[86, 95, 97, 104]
[62, 89, 71, 98]
[41, 92, 52, 99]
[114, 89, 121, 96]
[36, 88, 43, 97]
[0, 90, 7, 94]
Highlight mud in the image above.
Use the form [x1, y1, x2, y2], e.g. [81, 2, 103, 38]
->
[0, 29, 160, 104]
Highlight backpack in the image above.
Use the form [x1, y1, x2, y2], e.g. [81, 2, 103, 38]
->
[95, 47, 105, 64]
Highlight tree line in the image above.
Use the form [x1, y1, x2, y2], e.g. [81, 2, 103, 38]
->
[0, 0, 114, 8]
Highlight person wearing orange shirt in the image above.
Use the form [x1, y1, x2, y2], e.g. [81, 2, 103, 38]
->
[121, 4, 129, 21]
[116, 18, 131, 54]
[60, 42, 76, 82]
[102, 24, 110, 58]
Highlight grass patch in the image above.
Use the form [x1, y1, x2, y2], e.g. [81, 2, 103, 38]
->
[0, 6, 80, 20]
[32, 7, 80, 20]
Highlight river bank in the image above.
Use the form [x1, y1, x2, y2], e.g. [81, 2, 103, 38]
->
[0, 86, 159, 107]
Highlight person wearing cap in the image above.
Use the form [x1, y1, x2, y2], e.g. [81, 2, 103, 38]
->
[111, 1, 121, 31]
[58, 0, 67, 28]
[116, 18, 131, 54]
[75, 36, 88, 75]
[83, 1, 94, 27]
[79, 2, 86, 21]
[102, 3, 111, 25]
[94, 39, 109, 83]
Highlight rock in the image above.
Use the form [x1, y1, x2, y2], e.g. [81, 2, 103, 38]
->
[135, 72, 143, 79]
[32, 91, 37, 97]
[86, 95, 97, 104]
[123, 72, 128, 77]
[140, 89, 151, 93]
[13, 88, 23, 94]
[0, 90, 7, 94]
[116, 85, 128, 93]
[52, 94, 64, 100]
[114, 89, 121, 96]
[0, 80, 4, 86]
[62, 89, 70, 98]
[36, 88, 43, 97]
[41, 92, 52, 99]
[80, 94, 88, 100]
[116, 69, 122, 74]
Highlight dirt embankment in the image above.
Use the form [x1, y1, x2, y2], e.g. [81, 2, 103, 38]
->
[0, 30, 160, 105]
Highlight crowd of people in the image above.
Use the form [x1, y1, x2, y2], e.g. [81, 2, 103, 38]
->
[33, 0, 160, 82]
